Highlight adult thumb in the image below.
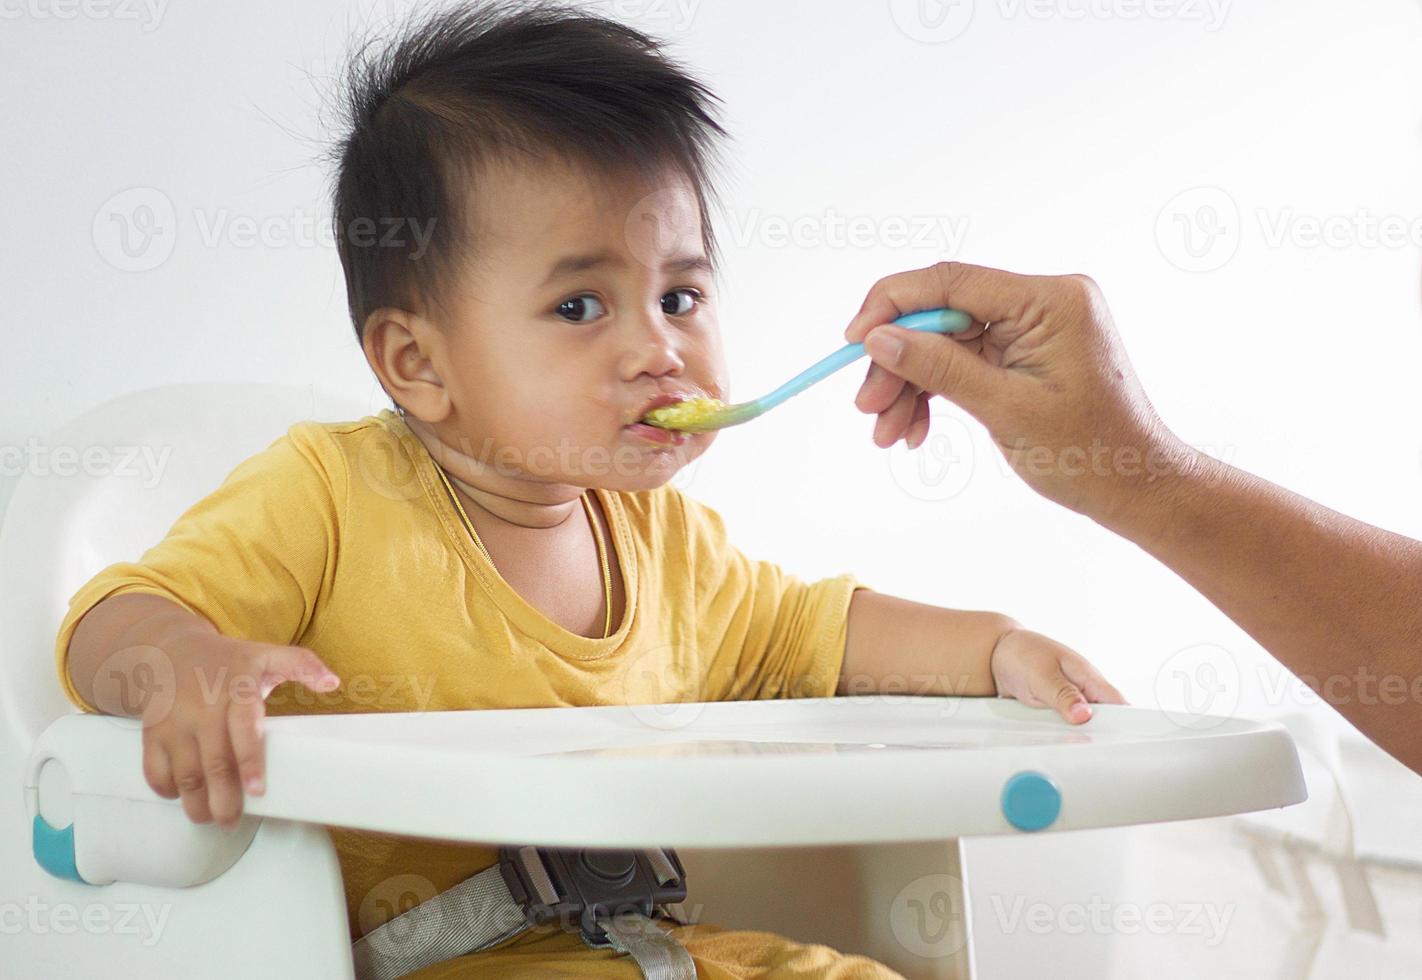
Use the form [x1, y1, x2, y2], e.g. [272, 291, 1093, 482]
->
[864, 324, 996, 413]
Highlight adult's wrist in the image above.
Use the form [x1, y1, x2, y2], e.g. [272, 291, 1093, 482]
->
[1084, 425, 1210, 551]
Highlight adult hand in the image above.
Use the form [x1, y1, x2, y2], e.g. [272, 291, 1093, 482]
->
[844, 262, 1422, 781]
[845, 260, 1194, 523]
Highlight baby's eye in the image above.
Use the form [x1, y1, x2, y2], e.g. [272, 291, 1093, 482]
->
[556, 294, 606, 323]
[661, 288, 699, 316]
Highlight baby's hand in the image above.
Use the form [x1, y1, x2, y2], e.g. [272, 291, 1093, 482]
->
[140, 631, 340, 831]
[989, 629, 1127, 724]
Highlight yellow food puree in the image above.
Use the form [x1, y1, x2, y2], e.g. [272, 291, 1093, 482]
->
[645, 397, 726, 428]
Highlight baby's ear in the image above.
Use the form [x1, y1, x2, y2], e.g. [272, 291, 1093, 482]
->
[363, 308, 451, 422]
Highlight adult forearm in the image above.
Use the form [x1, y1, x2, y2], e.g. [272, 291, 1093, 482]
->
[1101, 445, 1422, 773]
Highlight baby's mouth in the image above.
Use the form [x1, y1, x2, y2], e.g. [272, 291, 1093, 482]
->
[625, 418, 690, 446]
[631, 386, 725, 430]
[633, 392, 689, 425]
[639, 396, 727, 430]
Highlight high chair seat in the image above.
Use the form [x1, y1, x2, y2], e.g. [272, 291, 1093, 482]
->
[0, 383, 1309, 980]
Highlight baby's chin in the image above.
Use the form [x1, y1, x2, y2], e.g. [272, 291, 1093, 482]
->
[590, 432, 713, 493]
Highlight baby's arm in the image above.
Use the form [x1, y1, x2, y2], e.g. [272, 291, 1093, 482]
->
[66, 591, 340, 831]
[838, 591, 1126, 723]
[56, 422, 348, 831]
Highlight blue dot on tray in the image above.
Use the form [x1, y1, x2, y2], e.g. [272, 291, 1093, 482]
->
[1001, 771, 1061, 832]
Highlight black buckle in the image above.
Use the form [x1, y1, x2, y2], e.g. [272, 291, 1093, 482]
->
[497, 845, 688, 947]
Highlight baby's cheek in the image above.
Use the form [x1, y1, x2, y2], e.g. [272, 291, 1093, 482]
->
[675, 328, 727, 390]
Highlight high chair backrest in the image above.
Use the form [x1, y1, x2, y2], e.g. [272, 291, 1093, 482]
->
[0, 382, 370, 753]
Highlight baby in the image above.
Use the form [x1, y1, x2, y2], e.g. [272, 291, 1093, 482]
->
[54, 3, 1125, 977]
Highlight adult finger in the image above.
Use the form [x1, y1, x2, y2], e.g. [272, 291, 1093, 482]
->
[873, 381, 921, 448]
[854, 361, 908, 416]
[904, 391, 932, 450]
[864, 323, 1006, 415]
[843, 261, 1039, 343]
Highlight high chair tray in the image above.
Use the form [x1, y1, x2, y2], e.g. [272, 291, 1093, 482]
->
[29, 695, 1306, 847]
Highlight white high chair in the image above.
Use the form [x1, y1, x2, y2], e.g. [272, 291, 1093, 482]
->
[1, 383, 1310, 979]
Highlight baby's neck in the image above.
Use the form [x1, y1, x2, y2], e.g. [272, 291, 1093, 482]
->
[402, 413, 587, 532]
[442, 467, 584, 531]
[400, 410, 622, 638]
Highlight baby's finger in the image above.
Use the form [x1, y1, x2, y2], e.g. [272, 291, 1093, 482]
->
[256, 644, 340, 699]
[196, 722, 243, 832]
[1031, 664, 1092, 724]
[1062, 656, 1129, 705]
[142, 732, 177, 799]
[169, 735, 213, 825]
[228, 697, 267, 797]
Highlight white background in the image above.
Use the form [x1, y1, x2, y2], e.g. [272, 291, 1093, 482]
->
[5, 0, 1422, 975]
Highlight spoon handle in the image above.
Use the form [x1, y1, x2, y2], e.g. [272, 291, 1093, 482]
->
[752, 307, 972, 413]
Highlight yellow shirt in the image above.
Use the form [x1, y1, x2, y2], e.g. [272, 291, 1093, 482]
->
[54, 409, 889, 978]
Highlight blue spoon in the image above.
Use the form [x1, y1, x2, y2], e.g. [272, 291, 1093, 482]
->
[642, 307, 972, 432]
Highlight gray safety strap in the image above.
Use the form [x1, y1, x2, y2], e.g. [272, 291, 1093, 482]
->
[351, 863, 697, 980]
[351, 864, 530, 980]
[601, 909, 698, 979]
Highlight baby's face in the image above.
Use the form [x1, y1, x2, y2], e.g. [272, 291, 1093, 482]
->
[433, 159, 726, 492]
